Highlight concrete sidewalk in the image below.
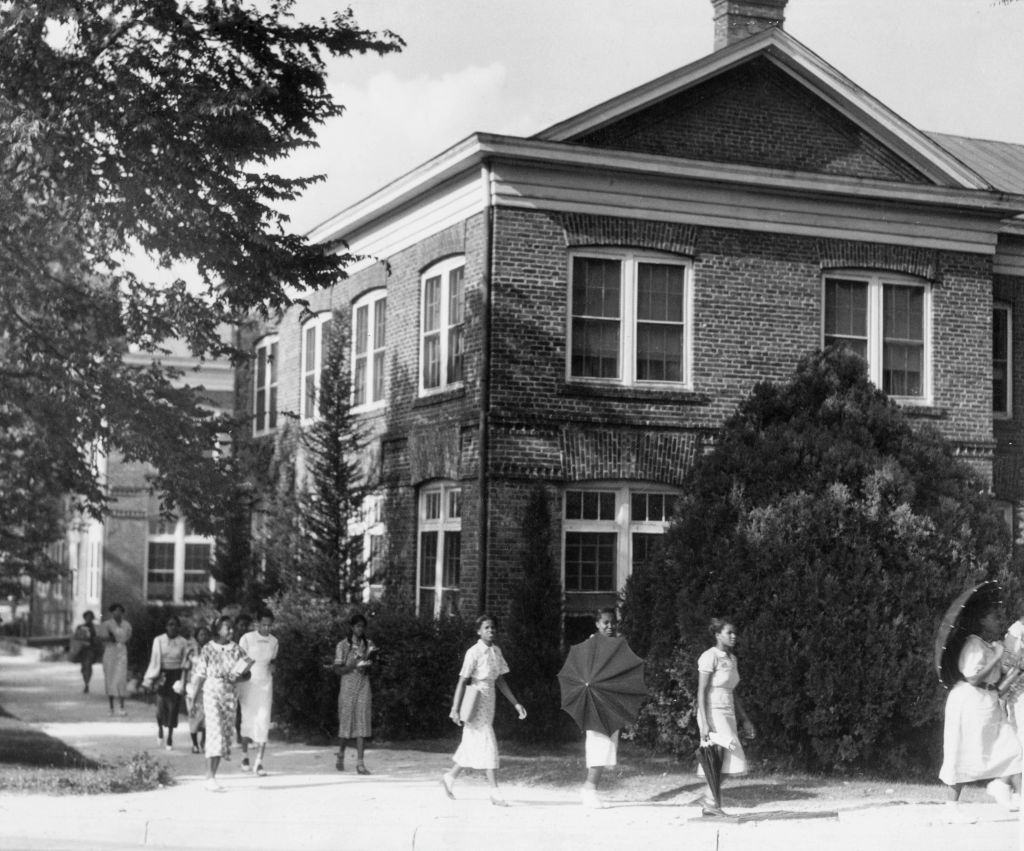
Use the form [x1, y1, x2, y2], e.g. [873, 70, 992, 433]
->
[0, 653, 1021, 851]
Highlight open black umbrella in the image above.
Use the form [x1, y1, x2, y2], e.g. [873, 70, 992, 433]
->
[934, 580, 1003, 688]
[557, 636, 646, 736]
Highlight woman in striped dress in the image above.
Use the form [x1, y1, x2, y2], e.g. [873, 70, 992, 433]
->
[188, 615, 252, 792]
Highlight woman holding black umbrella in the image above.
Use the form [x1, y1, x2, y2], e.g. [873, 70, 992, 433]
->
[938, 594, 1021, 813]
[696, 617, 755, 818]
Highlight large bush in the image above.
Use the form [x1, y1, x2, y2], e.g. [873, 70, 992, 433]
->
[622, 348, 1022, 773]
[268, 590, 474, 741]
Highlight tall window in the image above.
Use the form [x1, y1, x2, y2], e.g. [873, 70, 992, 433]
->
[562, 484, 674, 643]
[146, 518, 214, 603]
[353, 291, 387, 409]
[994, 304, 1012, 418]
[301, 313, 332, 422]
[253, 336, 279, 434]
[568, 251, 690, 386]
[420, 257, 465, 394]
[417, 483, 461, 616]
[357, 494, 386, 601]
[823, 274, 930, 400]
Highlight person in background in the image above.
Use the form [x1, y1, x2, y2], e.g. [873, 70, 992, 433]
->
[188, 615, 252, 792]
[238, 609, 279, 776]
[696, 617, 756, 818]
[442, 614, 527, 807]
[98, 603, 133, 717]
[580, 607, 619, 809]
[232, 613, 253, 762]
[142, 615, 190, 750]
[333, 613, 376, 774]
[184, 624, 211, 754]
[73, 611, 98, 694]
[940, 601, 1022, 815]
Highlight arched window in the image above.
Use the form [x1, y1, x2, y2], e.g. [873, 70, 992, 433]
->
[420, 257, 465, 395]
[300, 313, 332, 422]
[253, 335, 278, 434]
[352, 290, 386, 409]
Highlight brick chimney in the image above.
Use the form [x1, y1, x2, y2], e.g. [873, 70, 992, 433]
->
[711, 0, 787, 50]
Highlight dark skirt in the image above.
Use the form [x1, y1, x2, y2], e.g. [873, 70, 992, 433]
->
[156, 669, 183, 730]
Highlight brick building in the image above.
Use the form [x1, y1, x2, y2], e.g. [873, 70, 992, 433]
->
[238, 0, 1024, 641]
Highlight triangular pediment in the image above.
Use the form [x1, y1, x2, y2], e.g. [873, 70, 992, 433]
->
[537, 29, 992, 191]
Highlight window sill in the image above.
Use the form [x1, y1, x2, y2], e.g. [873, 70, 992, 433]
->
[413, 386, 467, 408]
[559, 382, 711, 406]
[897, 404, 946, 419]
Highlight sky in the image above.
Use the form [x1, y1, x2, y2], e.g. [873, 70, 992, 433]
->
[274, 0, 1024, 236]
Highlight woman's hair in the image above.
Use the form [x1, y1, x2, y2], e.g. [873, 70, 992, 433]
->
[962, 602, 999, 637]
[256, 608, 275, 623]
[214, 615, 234, 636]
[195, 624, 211, 641]
[165, 615, 181, 629]
[108, 603, 124, 614]
[595, 607, 616, 622]
[709, 617, 734, 637]
[347, 613, 368, 648]
[475, 614, 495, 631]
[82, 610, 94, 621]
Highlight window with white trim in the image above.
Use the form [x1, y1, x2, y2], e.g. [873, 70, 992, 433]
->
[562, 484, 676, 616]
[420, 257, 465, 394]
[146, 518, 215, 603]
[354, 494, 386, 601]
[301, 313, 332, 422]
[994, 303, 1012, 418]
[353, 291, 386, 409]
[568, 251, 691, 386]
[823, 273, 930, 401]
[253, 336, 279, 434]
[417, 483, 461, 616]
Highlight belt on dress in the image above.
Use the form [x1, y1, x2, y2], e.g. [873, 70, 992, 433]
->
[976, 682, 999, 691]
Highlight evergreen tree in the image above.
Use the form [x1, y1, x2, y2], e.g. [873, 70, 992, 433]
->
[300, 312, 375, 602]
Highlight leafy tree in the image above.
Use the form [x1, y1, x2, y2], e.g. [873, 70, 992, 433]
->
[503, 484, 567, 740]
[623, 348, 1020, 773]
[298, 312, 375, 603]
[0, 2, 402, 580]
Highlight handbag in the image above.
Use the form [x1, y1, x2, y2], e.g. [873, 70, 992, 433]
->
[459, 684, 481, 723]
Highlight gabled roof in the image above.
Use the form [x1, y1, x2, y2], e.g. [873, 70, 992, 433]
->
[927, 133, 1024, 195]
[535, 27, 993, 192]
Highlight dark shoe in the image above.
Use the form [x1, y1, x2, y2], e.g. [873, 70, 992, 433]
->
[191, 745, 201, 755]
[441, 774, 455, 800]
[335, 754, 344, 771]
[356, 763, 370, 775]
[701, 804, 727, 818]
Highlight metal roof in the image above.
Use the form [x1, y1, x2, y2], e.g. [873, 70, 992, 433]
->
[927, 132, 1024, 195]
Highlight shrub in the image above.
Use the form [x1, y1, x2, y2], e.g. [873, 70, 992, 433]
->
[623, 348, 1023, 773]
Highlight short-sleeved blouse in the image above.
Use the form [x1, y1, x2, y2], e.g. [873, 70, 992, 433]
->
[959, 634, 1000, 685]
[698, 647, 740, 691]
[192, 640, 246, 680]
[459, 640, 509, 686]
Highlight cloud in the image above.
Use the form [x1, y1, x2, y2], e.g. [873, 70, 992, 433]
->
[280, 63, 531, 234]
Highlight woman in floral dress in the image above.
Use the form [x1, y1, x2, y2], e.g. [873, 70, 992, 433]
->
[441, 614, 527, 806]
[187, 615, 251, 792]
[333, 613, 376, 774]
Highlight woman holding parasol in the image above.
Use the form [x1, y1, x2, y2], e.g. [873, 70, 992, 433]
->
[938, 586, 1021, 812]
[696, 617, 755, 818]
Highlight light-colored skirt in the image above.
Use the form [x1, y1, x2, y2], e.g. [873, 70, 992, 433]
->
[239, 675, 273, 743]
[939, 681, 1021, 785]
[698, 687, 747, 776]
[453, 680, 499, 770]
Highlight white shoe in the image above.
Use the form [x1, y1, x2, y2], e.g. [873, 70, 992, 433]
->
[944, 802, 978, 824]
[986, 779, 1013, 807]
[203, 779, 225, 793]
[581, 787, 606, 809]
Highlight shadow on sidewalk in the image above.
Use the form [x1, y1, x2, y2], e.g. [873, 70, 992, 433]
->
[0, 706, 99, 770]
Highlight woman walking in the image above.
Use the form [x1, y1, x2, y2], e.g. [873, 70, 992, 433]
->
[333, 613, 376, 774]
[696, 617, 756, 817]
[939, 599, 1022, 815]
[187, 615, 252, 792]
[238, 609, 279, 776]
[72, 611, 98, 694]
[142, 615, 190, 750]
[442, 614, 527, 806]
[98, 603, 132, 716]
[184, 624, 211, 754]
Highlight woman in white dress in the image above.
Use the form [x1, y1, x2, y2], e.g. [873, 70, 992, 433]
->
[696, 617, 756, 817]
[237, 610, 279, 776]
[99, 603, 133, 716]
[939, 601, 1021, 812]
[441, 614, 527, 807]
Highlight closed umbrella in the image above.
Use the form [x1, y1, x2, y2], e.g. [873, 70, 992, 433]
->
[557, 636, 646, 736]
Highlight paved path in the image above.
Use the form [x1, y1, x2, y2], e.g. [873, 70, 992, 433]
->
[0, 652, 1022, 850]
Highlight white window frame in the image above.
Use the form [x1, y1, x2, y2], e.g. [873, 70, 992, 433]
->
[416, 482, 462, 617]
[821, 272, 932, 405]
[994, 302, 1012, 420]
[419, 257, 465, 396]
[253, 335, 279, 435]
[561, 483, 677, 602]
[350, 494, 386, 602]
[145, 518, 215, 604]
[300, 313, 333, 424]
[566, 249, 693, 388]
[352, 290, 387, 411]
